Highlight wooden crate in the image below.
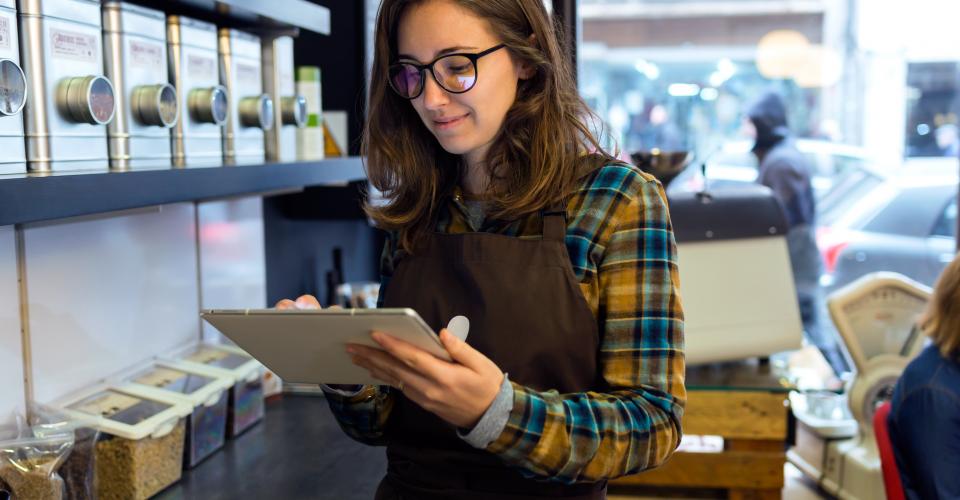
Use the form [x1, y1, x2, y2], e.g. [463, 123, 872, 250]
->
[611, 390, 789, 500]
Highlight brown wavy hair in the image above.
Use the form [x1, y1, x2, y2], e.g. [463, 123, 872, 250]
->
[362, 0, 616, 252]
[920, 252, 960, 359]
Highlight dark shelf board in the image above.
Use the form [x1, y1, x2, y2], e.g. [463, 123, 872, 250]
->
[1, 157, 366, 226]
[126, 0, 331, 35]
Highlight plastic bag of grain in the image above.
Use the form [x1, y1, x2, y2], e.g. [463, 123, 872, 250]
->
[29, 403, 99, 500]
[0, 416, 73, 500]
[53, 385, 191, 500]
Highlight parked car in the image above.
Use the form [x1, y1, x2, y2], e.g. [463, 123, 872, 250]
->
[817, 157, 958, 293]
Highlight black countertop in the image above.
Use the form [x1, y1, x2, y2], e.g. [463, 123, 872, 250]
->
[156, 395, 386, 500]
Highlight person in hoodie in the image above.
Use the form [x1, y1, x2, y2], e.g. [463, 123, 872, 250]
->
[745, 92, 845, 371]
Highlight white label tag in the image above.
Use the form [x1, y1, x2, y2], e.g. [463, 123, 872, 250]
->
[51, 28, 98, 62]
[0, 18, 10, 51]
[187, 347, 228, 363]
[135, 367, 188, 388]
[73, 391, 141, 417]
[280, 68, 294, 89]
[187, 54, 216, 80]
[236, 63, 260, 83]
[129, 40, 163, 68]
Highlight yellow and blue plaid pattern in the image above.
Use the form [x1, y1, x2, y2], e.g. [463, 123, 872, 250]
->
[326, 163, 686, 482]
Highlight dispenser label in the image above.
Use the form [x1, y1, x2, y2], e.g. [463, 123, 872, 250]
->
[236, 63, 260, 84]
[72, 391, 141, 417]
[51, 28, 97, 62]
[135, 367, 188, 388]
[187, 54, 216, 80]
[0, 17, 11, 51]
[129, 40, 163, 69]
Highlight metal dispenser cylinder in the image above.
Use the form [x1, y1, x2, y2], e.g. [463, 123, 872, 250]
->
[219, 27, 270, 165]
[281, 96, 307, 127]
[19, 0, 115, 172]
[187, 84, 227, 125]
[0, 0, 27, 174]
[167, 15, 224, 167]
[103, 2, 178, 170]
[238, 93, 272, 129]
[262, 35, 305, 162]
[131, 83, 178, 127]
[55, 75, 115, 124]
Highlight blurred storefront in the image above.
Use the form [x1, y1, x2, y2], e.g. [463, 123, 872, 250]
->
[578, 0, 960, 164]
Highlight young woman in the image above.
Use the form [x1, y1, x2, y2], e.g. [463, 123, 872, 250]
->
[889, 253, 960, 500]
[278, 1, 685, 498]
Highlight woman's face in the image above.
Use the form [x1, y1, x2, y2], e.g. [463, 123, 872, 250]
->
[396, 0, 526, 167]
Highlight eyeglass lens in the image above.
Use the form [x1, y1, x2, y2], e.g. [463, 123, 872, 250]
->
[390, 54, 478, 99]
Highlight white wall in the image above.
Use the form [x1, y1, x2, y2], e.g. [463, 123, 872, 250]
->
[0, 226, 25, 422]
[23, 204, 200, 404]
[197, 197, 267, 343]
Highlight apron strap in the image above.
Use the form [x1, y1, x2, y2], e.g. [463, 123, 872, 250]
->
[542, 201, 567, 243]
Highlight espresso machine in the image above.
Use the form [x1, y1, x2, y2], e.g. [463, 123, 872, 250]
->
[635, 149, 804, 363]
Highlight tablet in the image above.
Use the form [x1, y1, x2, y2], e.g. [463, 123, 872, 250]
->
[200, 308, 449, 386]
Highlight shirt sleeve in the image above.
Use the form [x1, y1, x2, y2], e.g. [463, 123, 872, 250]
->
[485, 176, 686, 483]
[324, 384, 395, 446]
[324, 231, 399, 445]
[458, 373, 515, 449]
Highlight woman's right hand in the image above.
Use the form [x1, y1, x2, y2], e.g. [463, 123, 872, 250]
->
[274, 294, 363, 393]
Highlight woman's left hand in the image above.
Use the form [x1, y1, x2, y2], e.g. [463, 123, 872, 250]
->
[347, 329, 504, 430]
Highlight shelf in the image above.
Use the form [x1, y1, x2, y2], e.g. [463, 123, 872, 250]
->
[0, 157, 366, 226]
[127, 0, 331, 35]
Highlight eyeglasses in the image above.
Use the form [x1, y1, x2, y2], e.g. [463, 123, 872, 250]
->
[388, 44, 506, 100]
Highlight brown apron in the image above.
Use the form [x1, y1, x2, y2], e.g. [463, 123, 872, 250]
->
[377, 202, 607, 499]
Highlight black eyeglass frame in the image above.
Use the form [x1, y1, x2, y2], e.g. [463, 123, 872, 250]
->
[388, 44, 507, 100]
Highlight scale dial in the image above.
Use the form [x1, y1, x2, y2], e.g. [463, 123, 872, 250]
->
[828, 272, 931, 372]
[846, 354, 908, 432]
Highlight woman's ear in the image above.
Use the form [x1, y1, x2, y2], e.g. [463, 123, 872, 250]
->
[518, 62, 536, 80]
[517, 34, 537, 80]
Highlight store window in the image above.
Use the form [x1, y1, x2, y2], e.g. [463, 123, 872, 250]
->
[906, 62, 960, 158]
[577, 0, 959, 380]
[578, 0, 959, 288]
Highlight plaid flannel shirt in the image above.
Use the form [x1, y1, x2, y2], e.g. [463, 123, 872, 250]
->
[325, 163, 686, 482]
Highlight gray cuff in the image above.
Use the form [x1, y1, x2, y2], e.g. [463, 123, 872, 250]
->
[457, 373, 514, 449]
[320, 384, 366, 397]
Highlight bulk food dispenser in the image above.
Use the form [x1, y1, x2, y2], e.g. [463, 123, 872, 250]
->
[218, 28, 272, 165]
[103, 2, 177, 170]
[18, 0, 116, 172]
[167, 15, 225, 167]
[262, 35, 306, 162]
[0, 0, 27, 175]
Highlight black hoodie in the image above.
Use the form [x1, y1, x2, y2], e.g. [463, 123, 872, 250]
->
[748, 92, 792, 155]
[747, 92, 816, 228]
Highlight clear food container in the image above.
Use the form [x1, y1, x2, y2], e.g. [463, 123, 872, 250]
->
[167, 343, 265, 437]
[55, 385, 191, 500]
[123, 361, 232, 468]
